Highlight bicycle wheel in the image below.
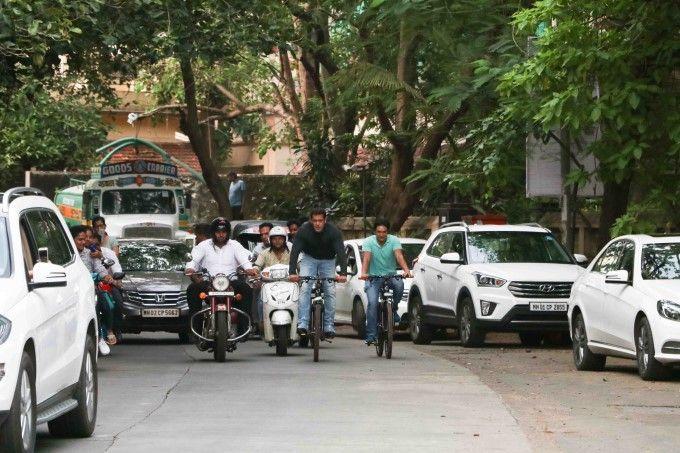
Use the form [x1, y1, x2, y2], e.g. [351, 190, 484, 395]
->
[385, 301, 393, 359]
[376, 302, 385, 357]
[312, 303, 322, 362]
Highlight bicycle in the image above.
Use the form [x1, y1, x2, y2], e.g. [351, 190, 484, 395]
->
[367, 275, 405, 360]
[299, 276, 337, 362]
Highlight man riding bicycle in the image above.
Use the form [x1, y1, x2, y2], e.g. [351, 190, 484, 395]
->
[289, 208, 347, 339]
[359, 220, 413, 345]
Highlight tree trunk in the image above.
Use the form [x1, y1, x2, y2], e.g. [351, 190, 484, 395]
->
[178, 54, 231, 217]
[598, 177, 632, 247]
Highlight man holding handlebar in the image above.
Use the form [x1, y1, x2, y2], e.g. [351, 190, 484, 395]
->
[359, 220, 413, 345]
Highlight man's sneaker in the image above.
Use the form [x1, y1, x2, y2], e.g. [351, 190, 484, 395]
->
[324, 331, 335, 340]
[98, 338, 110, 356]
[297, 327, 308, 336]
[365, 338, 376, 346]
[393, 312, 401, 324]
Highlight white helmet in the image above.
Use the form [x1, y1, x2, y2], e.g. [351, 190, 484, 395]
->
[269, 226, 288, 238]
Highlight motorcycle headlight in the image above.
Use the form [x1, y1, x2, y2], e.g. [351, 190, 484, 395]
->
[213, 274, 230, 291]
[0, 315, 11, 345]
[473, 272, 507, 288]
[657, 300, 680, 321]
[270, 268, 288, 280]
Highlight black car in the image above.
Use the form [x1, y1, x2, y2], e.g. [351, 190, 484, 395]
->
[117, 238, 193, 342]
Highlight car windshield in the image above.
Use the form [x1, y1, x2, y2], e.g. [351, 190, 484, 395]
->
[119, 242, 191, 272]
[641, 243, 680, 280]
[102, 189, 176, 215]
[0, 218, 10, 278]
[467, 231, 573, 264]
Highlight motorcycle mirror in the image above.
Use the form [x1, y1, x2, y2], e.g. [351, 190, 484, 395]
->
[112, 272, 126, 280]
[102, 258, 115, 268]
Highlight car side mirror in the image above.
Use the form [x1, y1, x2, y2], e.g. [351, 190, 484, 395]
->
[605, 270, 629, 285]
[440, 252, 463, 265]
[29, 262, 67, 291]
[112, 272, 126, 280]
[574, 254, 589, 266]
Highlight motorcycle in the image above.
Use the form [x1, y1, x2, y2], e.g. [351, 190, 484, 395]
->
[93, 259, 125, 348]
[259, 264, 299, 356]
[189, 270, 252, 362]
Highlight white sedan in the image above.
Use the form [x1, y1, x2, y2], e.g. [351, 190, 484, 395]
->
[568, 234, 680, 380]
[334, 238, 426, 338]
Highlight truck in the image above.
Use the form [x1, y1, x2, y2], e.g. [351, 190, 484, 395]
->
[55, 137, 204, 241]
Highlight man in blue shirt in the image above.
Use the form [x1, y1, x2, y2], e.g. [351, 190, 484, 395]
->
[228, 172, 246, 220]
[360, 220, 412, 345]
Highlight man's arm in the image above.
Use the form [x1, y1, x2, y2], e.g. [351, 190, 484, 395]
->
[360, 250, 372, 280]
[394, 248, 413, 277]
[333, 226, 347, 277]
[233, 241, 256, 275]
[288, 236, 302, 276]
[185, 243, 205, 274]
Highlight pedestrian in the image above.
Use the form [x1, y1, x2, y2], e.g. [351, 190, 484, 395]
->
[228, 172, 246, 220]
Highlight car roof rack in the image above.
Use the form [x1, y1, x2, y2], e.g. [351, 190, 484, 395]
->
[1, 187, 45, 212]
[516, 222, 549, 230]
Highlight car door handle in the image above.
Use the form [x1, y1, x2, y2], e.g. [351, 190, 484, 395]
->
[420, 268, 426, 273]
[437, 274, 442, 280]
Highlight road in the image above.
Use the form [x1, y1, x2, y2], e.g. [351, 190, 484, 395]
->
[36, 328, 530, 452]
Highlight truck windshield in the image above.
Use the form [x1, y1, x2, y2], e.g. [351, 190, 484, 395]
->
[102, 189, 176, 215]
[0, 218, 10, 278]
[467, 231, 573, 264]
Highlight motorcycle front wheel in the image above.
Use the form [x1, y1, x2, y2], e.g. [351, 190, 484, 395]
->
[214, 311, 227, 362]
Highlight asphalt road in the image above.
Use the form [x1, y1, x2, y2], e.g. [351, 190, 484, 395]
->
[36, 328, 530, 452]
[415, 332, 680, 452]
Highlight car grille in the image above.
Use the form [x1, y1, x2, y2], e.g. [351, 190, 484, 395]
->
[125, 291, 187, 306]
[507, 281, 573, 299]
[122, 226, 173, 239]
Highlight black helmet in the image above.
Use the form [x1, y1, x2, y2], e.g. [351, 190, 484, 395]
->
[210, 217, 231, 235]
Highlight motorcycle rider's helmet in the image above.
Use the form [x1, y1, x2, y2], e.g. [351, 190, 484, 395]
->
[210, 217, 231, 237]
[269, 226, 287, 239]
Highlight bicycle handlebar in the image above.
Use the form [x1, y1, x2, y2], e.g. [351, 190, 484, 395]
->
[299, 276, 337, 283]
[366, 275, 406, 281]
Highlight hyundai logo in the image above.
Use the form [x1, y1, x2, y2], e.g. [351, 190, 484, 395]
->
[539, 284, 555, 293]
[156, 294, 165, 304]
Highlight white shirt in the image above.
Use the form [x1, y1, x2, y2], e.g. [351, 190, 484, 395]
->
[186, 239, 253, 276]
[101, 247, 122, 275]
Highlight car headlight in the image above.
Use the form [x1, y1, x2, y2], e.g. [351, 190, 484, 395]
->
[473, 272, 507, 288]
[212, 274, 230, 291]
[657, 300, 680, 321]
[0, 315, 11, 345]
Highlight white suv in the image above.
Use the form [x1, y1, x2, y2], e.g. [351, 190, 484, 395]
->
[0, 188, 98, 453]
[569, 234, 680, 380]
[408, 222, 587, 347]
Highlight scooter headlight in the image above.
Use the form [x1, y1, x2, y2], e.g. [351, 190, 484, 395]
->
[270, 268, 289, 280]
[213, 274, 230, 291]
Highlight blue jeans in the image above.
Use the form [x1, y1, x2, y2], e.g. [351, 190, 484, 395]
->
[365, 276, 404, 341]
[298, 256, 337, 333]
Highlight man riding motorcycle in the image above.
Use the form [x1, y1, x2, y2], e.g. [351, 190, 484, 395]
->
[185, 217, 257, 342]
[289, 208, 347, 339]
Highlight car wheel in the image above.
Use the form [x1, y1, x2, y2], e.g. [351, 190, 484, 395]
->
[49, 334, 98, 437]
[519, 332, 543, 347]
[353, 299, 366, 339]
[409, 295, 432, 345]
[458, 297, 485, 347]
[0, 352, 36, 453]
[572, 312, 606, 371]
[636, 316, 670, 381]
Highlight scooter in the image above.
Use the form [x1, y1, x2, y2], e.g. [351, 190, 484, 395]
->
[260, 264, 299, 356]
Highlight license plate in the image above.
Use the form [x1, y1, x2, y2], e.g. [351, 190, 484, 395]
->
[142, 308, 180, 317]
[530, 302, 567, 312]
[208, 291, 234, 297]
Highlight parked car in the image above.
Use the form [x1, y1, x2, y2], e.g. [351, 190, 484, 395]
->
[568, 234, 680, 380]
[117, 238, 193, 342]
[0, 188, 99, 453]
[408, 222, 588, 347]
[231, 220, 288, 254]
[335, 238, 427, 338]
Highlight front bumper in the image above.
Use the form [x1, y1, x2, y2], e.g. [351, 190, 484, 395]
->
[653, 316, 680, 364]
[119, 302, 190, 333]
[0, 342, 20, 412]
[476, 304, 569, 332]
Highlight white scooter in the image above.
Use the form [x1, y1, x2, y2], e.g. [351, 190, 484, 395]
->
[260, 264, 299, 356]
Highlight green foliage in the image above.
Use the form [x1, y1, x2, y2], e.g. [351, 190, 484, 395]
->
[0, 82, 107, 189]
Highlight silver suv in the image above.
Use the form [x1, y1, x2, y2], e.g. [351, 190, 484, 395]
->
[408, 222, 587, 347]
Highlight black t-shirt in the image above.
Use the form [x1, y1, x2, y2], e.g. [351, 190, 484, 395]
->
[289, 221, 347, 275]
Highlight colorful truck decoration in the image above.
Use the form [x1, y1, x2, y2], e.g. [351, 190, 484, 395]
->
[55, 137, 204, 241]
